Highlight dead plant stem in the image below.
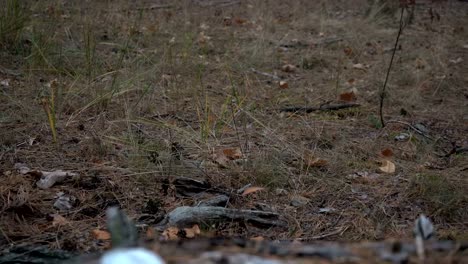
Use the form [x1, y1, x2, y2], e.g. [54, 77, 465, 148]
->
[379, 7, 405, 128]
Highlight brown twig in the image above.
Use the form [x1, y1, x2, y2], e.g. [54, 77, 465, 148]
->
[279, 103, 360, 113]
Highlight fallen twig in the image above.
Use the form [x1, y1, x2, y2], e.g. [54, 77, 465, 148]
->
[386, 120, 433, 140]
[158, 206, 286, 228]
[279, 102, 360, 113]
[442, 146, 468, 157]
[250, 68, 281, 80]
[137, 4, 174, 10]
[196, 0, 240, 8]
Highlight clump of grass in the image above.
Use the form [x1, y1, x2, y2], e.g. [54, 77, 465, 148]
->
[365, 0, 400, 23]
[0, 0, 28, 49]
[246, 153, 289, 189]
[410, 173, 467, 219]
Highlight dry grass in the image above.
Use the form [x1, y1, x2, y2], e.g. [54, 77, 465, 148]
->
[0, 0, 467, 253]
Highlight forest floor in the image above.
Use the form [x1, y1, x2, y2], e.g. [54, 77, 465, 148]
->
[0, 0, 467, 260]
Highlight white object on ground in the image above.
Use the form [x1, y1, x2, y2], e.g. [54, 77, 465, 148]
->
[100, 248, 165, 264]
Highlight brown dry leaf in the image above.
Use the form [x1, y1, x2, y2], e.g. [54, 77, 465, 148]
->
[92, 229, 111, 240]
[223, 16, 232, 26]
[343, 47, 353, 56]
[234, 17, 248, 25]
[146, 227, 156, 240]
[304, 151, 328, 167]
[339, 91, 357, 102]
[223, 147, 242, 160]
[379, 160, 396, 174]
[213, 147, 242, 167]
[381, 148, 394, 157]
[184, 225, 201, 238]
[51, 214, 68, 227]
[162, 226, 180, 240]
[241, 186, 265, 196]
[212, 152, 229, 167]
[279, 81, 289, 89]
[281, 64, 296, 73]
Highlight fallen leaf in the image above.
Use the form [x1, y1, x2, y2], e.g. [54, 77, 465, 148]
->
[449, 57, 463, 64]
[222, 147, 242, 159]
[303, 151, 328, 167]
[234, 17, 248, 25]
[379, 160, 396, 174]
[223, 16, 232, 26]
[381, 148, 393, 157]
[242, 186, 265, 196]
[51, 214, 68, 226]
[162, 226, 180, 240]
[0, 79, 10, 87]
[353, 63, 368, 70]
[197, 32, 211, 44]
[146, 227, 156, 240]
[339, 91, 357, 102]
[279, 81, 289, 89]
[212, 148, 241, 168]
[184, 225, 201, 238]
[92, 229, 111, 240]
[343, 47, 353, 56]
[250, 236, 264, 241]
[281, 64, 296, 73]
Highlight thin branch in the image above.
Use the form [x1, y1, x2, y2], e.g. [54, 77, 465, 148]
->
[379, 7, 405, 127]
[279, 103, 360, 113]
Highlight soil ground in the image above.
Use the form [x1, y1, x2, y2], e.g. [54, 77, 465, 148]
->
[0, 0, 467, 257]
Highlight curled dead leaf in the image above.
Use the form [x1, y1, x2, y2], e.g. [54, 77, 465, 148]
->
[92, 229, 111, 240]
[303, 151, 328, 168]
[145, 227, 156, 240]
[343, 47, 353, 56]
[281, 64, 296, 73]
[339, 91, 357, 102]
[279, 81, 289, 89]
[381, 148, 394, 157]
[162, 226, 180, 241]
[184, 225, 201, 238]
[353, 63, 368, 70]
[379, 160, 396, 174]
[213, 147, 242, 167]
[223, 147, 242, 159]
[51, 214, 68, 227]
[241, 186, 265, 196]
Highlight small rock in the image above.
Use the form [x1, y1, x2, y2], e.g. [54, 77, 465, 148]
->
[394, 133, 410, 141]
[290, 195, 310, 207]
[413, 123, 429, 135]
[275, 188, 289, 196]
[318, 207, 336, 214]
[54, 192, 76, 211]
